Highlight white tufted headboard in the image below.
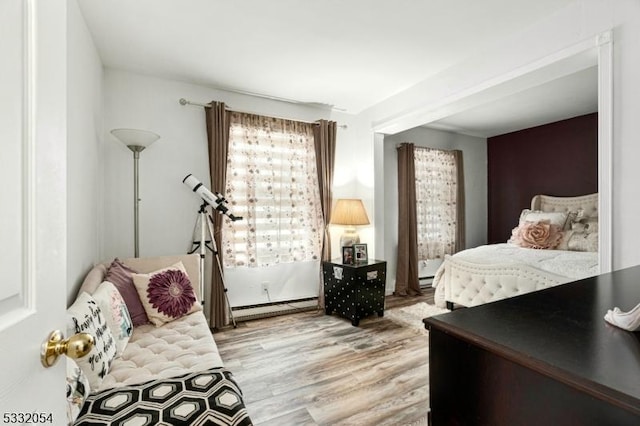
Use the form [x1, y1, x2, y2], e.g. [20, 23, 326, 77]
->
[530, 193, 598, 218]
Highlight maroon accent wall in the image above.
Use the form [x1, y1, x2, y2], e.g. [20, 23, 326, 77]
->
[487, 113, 598, 244]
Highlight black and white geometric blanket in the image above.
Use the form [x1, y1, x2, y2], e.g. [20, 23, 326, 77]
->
[74, 368, 252, 425]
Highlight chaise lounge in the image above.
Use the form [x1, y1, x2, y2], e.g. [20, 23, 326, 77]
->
[66, 254, 252, 425]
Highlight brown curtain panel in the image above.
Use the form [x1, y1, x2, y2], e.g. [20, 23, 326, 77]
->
[395, 143, 422, 296]
[453, 150, 466, 252]
[205, 101, 231, 329]
[313, 119, 337, 308]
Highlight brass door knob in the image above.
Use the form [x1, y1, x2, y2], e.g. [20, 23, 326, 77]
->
[40, 330, 94, 368]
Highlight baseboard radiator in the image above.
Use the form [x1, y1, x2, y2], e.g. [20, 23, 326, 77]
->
[232, 298, 318, 322]
[419, 258, 442, 288]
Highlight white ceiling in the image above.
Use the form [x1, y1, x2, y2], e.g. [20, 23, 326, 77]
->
[77, 0, 595, 137]
[428, 66, 598, 138]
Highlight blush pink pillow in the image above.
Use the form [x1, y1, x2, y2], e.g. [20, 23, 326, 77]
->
[510, 220, 563, 249]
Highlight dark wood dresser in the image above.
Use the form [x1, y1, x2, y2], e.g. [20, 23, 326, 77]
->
[424, 265, 640, 425]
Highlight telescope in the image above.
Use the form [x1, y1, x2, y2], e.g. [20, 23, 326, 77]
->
[183, 173, 239, 327]
[182, 174, 242, 221]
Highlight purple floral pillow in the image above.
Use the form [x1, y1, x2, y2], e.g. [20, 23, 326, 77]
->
[131, 262, 202, 326]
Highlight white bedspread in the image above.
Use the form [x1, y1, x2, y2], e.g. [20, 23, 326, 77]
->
[445, 243, 599, 278]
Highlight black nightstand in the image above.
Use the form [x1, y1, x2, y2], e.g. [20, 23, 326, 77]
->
[322, 259, 387, 326]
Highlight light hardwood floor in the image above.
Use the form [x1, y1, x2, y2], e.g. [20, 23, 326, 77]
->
[214, 290, 435, 425]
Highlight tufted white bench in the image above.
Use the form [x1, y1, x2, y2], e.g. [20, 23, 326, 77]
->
[76, 254, 224, 392]
[67, 254, 253, 426]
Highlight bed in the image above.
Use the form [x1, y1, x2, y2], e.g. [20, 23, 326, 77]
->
[433, 193, 599, 309]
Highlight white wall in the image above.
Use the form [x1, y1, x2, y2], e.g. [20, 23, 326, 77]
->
[610, 1, 640, 270]
[66, 0, 104, 305]
[101, 70, 365, 306]
[380, 127, 487, 293]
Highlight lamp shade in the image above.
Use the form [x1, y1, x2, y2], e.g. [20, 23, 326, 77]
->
[111, 128, 160, 152]
[330, 199, 370, 226]
[330, 199, 369, 248]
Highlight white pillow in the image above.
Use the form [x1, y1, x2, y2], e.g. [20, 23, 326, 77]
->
[558, 229, 598, 252]
[92, 281, 133, 356]
[132, 261, 202, 327]
[67, 292, 117, 389]
[518, 209, 569, 228]
[66, 358, 90, 424]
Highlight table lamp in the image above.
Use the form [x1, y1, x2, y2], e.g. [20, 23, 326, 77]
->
[330, 198, 370, 247]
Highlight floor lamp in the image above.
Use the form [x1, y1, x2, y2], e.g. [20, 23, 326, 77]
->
[111, 128, 160, 258]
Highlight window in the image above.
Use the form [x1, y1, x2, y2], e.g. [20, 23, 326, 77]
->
[414, 147, 460, 259]
[221, 113, 324, 268]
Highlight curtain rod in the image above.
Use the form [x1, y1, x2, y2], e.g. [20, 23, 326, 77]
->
[178, 98, 347, 129]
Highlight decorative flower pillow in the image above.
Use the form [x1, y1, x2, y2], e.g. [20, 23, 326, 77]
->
[66, 292, 117, 389]
[132, 262, 202, 326]
[66, 358, 90, 424]
[557, 223, 599, 252]
[92, 281, 133, 356]
[510, 220, 563, 249]
[570, 216, 599, 234]
[566, 230, 599, 252]
[556, 214, 599, 251]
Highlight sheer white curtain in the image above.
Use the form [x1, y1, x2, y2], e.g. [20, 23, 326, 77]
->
[221, 112, 324, 268]
[414, 147, 462, 260]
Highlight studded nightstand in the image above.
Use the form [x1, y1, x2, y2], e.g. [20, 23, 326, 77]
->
[322, 259, 387, 326]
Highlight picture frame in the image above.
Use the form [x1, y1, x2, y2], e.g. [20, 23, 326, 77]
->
[342, 246, 354, 265]
[353, 243, 368, 263]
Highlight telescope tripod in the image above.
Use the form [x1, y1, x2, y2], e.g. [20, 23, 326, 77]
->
[188, 203, 236, 328]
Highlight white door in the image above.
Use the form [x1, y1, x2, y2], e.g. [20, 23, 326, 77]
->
[0, 0, 68, 420]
